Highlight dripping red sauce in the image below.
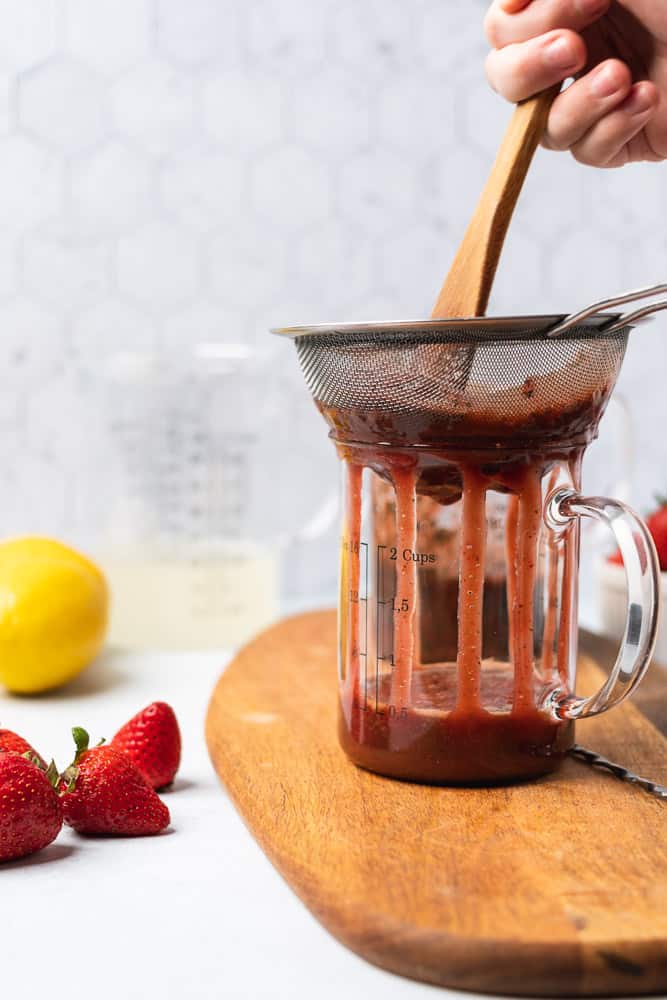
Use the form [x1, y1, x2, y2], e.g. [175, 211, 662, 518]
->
[321, 387, 610, 785]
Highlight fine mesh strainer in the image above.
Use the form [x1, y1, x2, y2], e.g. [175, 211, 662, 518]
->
[275, 285, 667, 432]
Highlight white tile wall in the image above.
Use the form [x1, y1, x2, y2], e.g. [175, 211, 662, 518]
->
[0, 0, 665, 605]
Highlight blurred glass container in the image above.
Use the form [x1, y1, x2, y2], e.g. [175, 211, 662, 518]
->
[72, 342, 329, 649]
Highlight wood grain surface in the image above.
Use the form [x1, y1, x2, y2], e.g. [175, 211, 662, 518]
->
[431, 88, 559, 320]
[206, 610, 667, 997]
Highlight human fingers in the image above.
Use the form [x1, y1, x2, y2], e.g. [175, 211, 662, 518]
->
[495, 0, 532, 15]
[569, 81, 660, 166]
[485, 28, 587, 102]
[484, 0, 610, 49]
[542, 59, 633, 149]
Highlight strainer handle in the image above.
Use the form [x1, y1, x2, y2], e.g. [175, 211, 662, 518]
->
[547, 282, 667, 337]
[544, 488, 660, 720]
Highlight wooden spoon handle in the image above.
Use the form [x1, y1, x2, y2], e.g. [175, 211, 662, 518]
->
[431, 86, 560, 321]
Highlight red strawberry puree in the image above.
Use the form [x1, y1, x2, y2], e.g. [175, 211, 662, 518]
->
[321, 380, 610, 784]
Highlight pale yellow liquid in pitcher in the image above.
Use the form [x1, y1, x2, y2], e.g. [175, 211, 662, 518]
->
[99, 547, 279, 649]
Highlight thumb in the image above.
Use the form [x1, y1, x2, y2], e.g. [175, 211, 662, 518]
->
[499, 0, 533, 12]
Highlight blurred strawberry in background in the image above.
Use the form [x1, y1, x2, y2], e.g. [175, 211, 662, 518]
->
[609, 499, 667, 571]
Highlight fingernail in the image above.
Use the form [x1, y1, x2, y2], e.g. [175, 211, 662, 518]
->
[577, 0, 607, 15]
[544, 36, 578, 70]
[623, 85, 654, 116]
[591, 63, 622, 98]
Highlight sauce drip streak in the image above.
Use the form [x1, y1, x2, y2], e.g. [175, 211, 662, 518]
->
[456, 467, 487, 712]
[512, 465, 543, 712]
[391, 466, 419, 709]
[343, 462, 363, 703]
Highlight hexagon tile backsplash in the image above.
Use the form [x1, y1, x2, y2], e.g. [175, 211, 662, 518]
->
[1, 0, 666, 610]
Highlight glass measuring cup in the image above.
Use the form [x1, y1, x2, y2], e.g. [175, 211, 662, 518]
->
[278, 292, 665, 784]
[335, 448, 656, 783]
[83, 344, 281, 648]
[71, 342, 318, 649]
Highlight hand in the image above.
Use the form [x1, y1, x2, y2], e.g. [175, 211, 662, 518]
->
[484, 0, 667, 166]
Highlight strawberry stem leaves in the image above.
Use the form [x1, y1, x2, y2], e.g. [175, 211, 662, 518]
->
[72, 727, 90, 759]
[21, 750, 45, 771]
[60, 727, 105, 794]
[57, 727, 91, 793]
[59, 765, 79, 794]
[45, 760, 59, 789]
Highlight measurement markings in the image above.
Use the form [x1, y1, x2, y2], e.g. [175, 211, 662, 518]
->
[375, 545, 386, 714]
[360, 542, 369, 712]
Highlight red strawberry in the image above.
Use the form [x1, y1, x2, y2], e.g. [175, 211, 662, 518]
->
[611, 504, 667, 572]
[0, 728, 46, 769]
[0, 754, 62, 862]
[646, 505, 667, 572]
[60, 727, 170, 836]
[111, 702, 181, 790]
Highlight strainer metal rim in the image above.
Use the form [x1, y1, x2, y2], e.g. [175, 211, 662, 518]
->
[271, 312, 626, 342]
[273, 285, 667, 340]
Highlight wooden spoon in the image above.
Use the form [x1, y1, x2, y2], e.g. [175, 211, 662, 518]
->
[431, 87, 560, 320]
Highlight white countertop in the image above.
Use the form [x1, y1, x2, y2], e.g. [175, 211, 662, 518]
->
[3, 638, 659, 1000]
[1, 644, 451, 1000]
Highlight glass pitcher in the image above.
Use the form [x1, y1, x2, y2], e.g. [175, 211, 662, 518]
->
[70, 342, 337, 649]
[336, 451, 657, 783]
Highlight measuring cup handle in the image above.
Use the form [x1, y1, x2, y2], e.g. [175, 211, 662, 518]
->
[544, 488, 661, 720]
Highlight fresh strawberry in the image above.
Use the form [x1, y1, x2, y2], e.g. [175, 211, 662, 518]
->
[0, 728, 46, 769]
[610, 502, 667, 572]
[0, 754, 62, 862]
[646, 504, 667, 572]
[60, 727, 170, 836]
[111, 701, 181, 790]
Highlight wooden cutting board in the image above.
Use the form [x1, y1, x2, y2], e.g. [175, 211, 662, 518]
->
[206, 610, 667, 997]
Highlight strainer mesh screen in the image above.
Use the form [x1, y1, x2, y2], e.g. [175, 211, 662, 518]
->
[295, 326, 630, 422]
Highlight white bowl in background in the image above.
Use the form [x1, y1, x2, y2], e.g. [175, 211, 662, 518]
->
[597, 557, 667, 666]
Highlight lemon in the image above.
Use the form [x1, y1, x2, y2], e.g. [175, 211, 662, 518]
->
[0, 537, 109, 694]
